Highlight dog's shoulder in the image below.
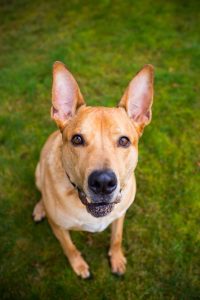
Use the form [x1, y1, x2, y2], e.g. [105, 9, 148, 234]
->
[40, 130, 61, 160]
[39, 130, 66, 187]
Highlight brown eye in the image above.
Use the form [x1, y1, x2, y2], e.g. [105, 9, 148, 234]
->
[118, 136, 130, 148]
[71, 134, 84, 146]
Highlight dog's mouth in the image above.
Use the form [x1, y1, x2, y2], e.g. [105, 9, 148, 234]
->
[78, 189, 121, 218]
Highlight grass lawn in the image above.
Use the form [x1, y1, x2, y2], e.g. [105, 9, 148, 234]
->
[0, 0, 200, 299]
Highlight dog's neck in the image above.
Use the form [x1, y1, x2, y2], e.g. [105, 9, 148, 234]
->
[65, 171, 76, 189]
[65, 171, 88, 206]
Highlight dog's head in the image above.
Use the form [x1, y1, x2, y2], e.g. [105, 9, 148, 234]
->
[51, 62, 154, 217]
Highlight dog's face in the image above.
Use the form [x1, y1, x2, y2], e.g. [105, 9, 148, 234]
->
[51, 62, 154, 217]
[62, 106, 138, 205]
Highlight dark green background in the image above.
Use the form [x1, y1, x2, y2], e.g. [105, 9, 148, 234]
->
[0, 0, 200, 299]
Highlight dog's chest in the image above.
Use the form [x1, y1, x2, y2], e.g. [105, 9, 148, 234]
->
[69, 215, 115, 232]
[54, 185, 135, 233]
[56, 205, 128, 233]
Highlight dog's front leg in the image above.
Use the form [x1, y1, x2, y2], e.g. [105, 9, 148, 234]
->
[108, 215, 127, 275]
[48, 220, 90, 279]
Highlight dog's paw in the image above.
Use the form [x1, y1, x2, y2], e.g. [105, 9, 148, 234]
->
[69, 253, 90, 279]
[109, 249, 127, 276]
[32, 200, 46, 223]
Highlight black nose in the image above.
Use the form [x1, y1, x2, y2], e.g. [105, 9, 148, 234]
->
[88, 170, 117, 195]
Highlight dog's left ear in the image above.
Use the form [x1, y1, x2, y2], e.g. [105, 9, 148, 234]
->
[118, 64, 154, 135]
[51, 61, 85, 130]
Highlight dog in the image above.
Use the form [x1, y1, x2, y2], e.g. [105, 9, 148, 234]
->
[33, 61, 154, 278]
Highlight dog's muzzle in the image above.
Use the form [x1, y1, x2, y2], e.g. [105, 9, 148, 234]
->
[78, 189, 121, 218]
[65, 171, 121, 218]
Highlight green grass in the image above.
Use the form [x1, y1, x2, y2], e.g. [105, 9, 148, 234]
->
[0, 0, 200, 299]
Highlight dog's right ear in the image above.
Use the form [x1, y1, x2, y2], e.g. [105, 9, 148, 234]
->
[51, 61, 85, 130]
[118, 65, 154, 136]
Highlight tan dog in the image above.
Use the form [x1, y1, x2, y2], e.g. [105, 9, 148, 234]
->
[33, 61, 154, 278]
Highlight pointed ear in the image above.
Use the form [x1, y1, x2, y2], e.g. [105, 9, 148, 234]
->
[51, 61, 85, 129]
[118, 65, 154, 135]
